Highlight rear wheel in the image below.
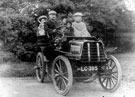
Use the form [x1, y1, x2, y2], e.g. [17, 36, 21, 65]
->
[99, 55, 122, 92]
[52, 55, 73, 96]
[36, 52, 46, 83]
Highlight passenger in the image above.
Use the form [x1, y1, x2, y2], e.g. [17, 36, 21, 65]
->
[64, 21, 74, 36]
[72, 12, 91, 37]
[60, 16, 74, 36]
[59, 15, 68, 33]
[61, 15, 67, 25]
[37, 15, 47, 36]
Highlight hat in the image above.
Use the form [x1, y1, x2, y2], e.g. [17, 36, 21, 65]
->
[38, 15, 47, 23]
[48, 10, 57, 15]
[73, 12, 83, 17]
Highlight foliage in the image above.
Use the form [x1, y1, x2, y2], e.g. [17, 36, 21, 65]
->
[74, 0, 134, 50]
[52, 3, 74, 15]
[0, 14, 38, 61]
[0, 1, 75, 62]
[0, 0, 134, 62]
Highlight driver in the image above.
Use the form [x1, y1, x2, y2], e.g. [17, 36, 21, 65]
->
[44, 10, 59, 38]
[72, 12, 91, 37]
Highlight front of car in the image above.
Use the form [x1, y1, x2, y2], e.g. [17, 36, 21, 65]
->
[65, 37, 107, 82]
[66, 37, 107, 63]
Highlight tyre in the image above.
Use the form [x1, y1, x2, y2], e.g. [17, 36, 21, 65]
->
[99, 55, 122, 92]
[36, 52, 46, 83]
[52, 55, 73, 96]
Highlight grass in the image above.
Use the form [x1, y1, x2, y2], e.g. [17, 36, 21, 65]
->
[0, 62, 35, 77]
[0, 42, 36, 77]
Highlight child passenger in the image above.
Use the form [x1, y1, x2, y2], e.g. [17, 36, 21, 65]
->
[72, 12, 91, 37]
[37, 15, 48, 36]
[60, 16, 74, 36]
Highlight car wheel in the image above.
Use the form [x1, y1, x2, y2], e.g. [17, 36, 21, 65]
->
[36, 52, 46, 83]
[52, 55, 73, 96]
[99, 55, 122, 92]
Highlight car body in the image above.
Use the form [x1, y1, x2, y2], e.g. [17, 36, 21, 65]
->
[35, 34, 122, 96]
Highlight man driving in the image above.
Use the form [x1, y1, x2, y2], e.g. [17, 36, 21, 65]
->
[44, 10, 59, 37]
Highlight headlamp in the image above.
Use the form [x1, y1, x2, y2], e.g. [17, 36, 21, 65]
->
[70, 45, 81, 54]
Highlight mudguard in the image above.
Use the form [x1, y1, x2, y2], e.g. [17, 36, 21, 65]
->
[105, 47, 118, 54]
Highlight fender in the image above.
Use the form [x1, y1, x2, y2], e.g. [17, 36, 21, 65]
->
[105, 47, 118, 54]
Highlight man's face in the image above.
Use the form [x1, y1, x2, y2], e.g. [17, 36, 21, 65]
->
[74, 16, 82, 22]
[49, 14, 56, 20]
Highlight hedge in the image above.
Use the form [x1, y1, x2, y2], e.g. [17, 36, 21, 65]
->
[0, 14, 39, 61]
[0, 2, 133, 62]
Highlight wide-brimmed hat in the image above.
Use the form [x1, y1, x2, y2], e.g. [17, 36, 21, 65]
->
[38, 15, 47, 23]
[48, 10, 57, 15]
[73, 12, 83, 17]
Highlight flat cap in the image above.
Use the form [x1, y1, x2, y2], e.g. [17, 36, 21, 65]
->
[48, 10, 57, 15]
[73, 12, 83, 17]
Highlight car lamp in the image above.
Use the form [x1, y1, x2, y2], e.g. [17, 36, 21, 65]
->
[70, 45, 81, 54]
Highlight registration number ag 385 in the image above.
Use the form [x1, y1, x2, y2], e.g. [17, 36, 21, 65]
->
[77, 66, 98, 72]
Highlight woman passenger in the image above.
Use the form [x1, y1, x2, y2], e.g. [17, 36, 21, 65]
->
[72, 12, 91, 37]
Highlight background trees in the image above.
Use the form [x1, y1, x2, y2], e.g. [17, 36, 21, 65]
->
[0, 0, 134, 61]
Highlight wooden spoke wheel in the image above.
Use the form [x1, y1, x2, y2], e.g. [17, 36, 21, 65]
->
[99, 55, 122, 92]
[36, 52, 46, 83]
[52, 56, 73, 96]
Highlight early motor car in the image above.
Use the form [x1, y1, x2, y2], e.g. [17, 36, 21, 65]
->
[35, 26, 122, 96]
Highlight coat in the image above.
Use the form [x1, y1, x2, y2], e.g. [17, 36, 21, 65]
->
[72, 21, 91, 37]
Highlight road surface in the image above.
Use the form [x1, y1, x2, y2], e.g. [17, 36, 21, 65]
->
[0, 52, 135, 97]
[0, 77, 135, 97]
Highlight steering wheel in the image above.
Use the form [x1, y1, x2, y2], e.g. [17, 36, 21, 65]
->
[54, 25, 67, 38]
[53, 25, 67, 46]
[55, 25, 67, 30]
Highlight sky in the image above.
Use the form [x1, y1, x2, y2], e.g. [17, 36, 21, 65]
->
[124, 0, 135, 12]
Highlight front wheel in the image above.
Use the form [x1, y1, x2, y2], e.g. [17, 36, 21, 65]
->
[99, 55, 122, 92]
[52, 55, 73, 96]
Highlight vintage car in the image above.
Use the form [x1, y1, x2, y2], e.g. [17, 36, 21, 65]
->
[35, 26, 122, 96]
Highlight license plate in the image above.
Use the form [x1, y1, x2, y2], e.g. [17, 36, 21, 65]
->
[77, 66, 98, 72]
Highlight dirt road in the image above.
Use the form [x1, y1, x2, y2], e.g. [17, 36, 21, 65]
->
[0, 77, 135, 97]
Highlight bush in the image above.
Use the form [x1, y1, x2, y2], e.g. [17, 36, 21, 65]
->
[75, 0, 134, 52]
[0, 2, 74, 62]
[0, 0, 133, 62]
[0, 14, 38, 61]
